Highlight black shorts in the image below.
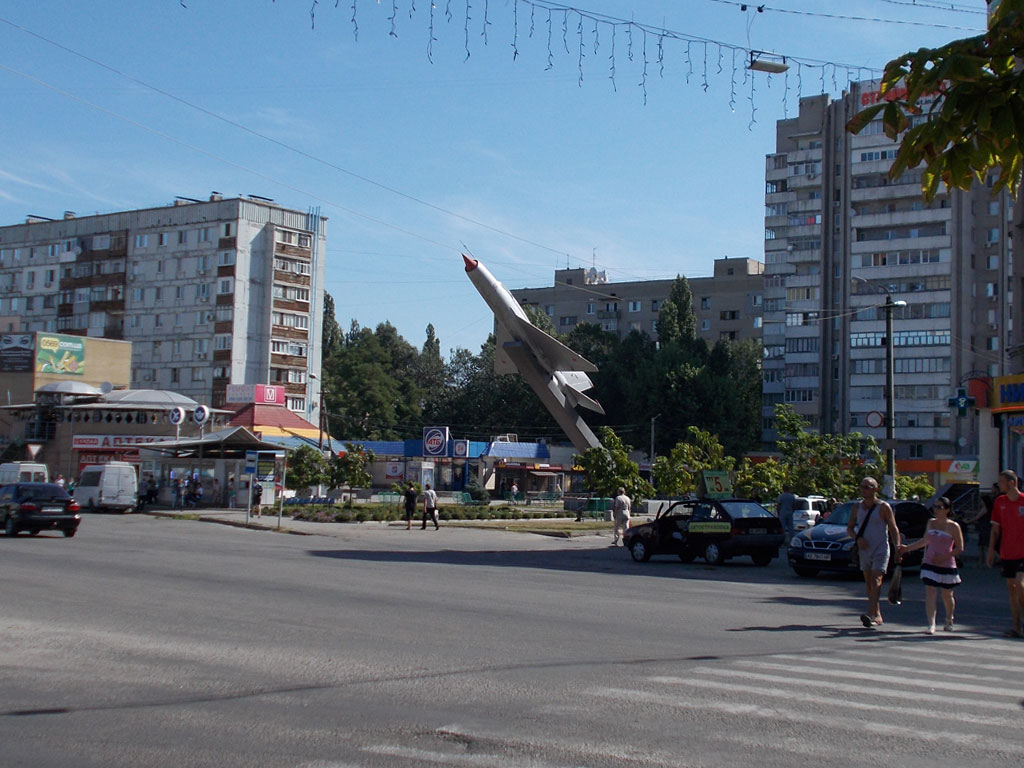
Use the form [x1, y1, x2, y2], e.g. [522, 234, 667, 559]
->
[1000, 558, 1024, 579]
[404, 507, 415, 521]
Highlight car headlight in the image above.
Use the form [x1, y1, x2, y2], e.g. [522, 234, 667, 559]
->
[790, 536, 803, 548]
[842, 540, 855, 551]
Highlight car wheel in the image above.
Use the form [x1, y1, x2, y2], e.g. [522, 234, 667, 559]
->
[704, 542, 724, 565]
[677, 550, 696, 563]
[62, 527, 76, 538]
[793, 566, 819, 577]
[5, 515, 17, 537]
[629, 538, 651, 563]
[751, 552, 773, 566]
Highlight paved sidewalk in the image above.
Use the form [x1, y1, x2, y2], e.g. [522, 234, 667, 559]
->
[141, 505, 608, 541]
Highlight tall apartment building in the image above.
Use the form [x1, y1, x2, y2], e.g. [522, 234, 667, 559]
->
[512, 257, 765, 344]
[762, 84, 1012, 464]
[0, 195, 327, 421]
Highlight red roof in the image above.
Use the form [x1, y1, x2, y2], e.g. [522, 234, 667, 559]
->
[226, 403, 318, 433]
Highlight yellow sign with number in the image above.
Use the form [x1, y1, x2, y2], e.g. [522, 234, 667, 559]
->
[701, 470, 733, 499]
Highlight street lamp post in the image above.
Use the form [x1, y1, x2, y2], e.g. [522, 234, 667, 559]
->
[310, 373, 325, 452]
[650, 413, 661, 464]
[855, 277, 906, 495]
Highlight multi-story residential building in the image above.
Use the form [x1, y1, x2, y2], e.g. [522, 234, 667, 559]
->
[762, 84, 1012, 468]
[512, 257, 765, 344]
[0, 195, 326, 421]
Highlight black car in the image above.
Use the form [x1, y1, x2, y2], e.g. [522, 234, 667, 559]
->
[0, 482, 82, 537]
[787, 499, 929, 577]
[624, 498, 785, 566]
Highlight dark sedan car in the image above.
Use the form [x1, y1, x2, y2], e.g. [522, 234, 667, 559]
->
[787, 499, 929, 577]
[0, 482, 81, 537]
[624, 498, 785, 566]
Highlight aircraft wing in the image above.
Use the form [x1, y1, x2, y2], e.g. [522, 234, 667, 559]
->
[505, 314, 598, 374]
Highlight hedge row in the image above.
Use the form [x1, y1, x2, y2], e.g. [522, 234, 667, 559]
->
[288, 504, 570, 524]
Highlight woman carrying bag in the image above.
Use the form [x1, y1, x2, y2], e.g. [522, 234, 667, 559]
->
[900, 496, 964, 634]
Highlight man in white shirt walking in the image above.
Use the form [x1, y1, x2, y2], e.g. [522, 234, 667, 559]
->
[612, 487, 631, 546]
[422, 483, 439, 530]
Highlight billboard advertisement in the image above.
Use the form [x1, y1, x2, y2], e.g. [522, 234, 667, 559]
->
[36, 333, 86, 376]
[225, 383, 286, 406]
[0, 332, 34, 372]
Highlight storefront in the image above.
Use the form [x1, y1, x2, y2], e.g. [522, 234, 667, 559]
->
[992, 373, 1024, 476]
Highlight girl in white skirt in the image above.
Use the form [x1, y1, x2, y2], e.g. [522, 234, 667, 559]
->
[900, 496, 964, 634]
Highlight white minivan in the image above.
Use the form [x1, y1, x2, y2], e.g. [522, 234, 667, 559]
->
[793, 495, 828, 532]
[74, 462, 138, 513]
[0, 462, 49, 485]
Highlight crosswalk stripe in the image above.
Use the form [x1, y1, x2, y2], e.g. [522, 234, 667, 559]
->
[648, 676, 1021, 728]
[829, 646, 1024, 676]
[589, 686, 1024, 756]
[691, 667, 1012, 712]
[770, 653, 1009, 685]
[732, 659, 1021, 698]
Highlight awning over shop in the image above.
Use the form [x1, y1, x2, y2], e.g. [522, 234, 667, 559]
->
[138, 427, 289, 459]
[529, 470, 561, 477]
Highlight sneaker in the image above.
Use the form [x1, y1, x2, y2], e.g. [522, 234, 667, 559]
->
[927, 624, 936, 635]
[943, 620, 954, 632]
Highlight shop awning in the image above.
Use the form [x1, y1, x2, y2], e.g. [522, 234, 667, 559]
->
[529, 470, 561, 477]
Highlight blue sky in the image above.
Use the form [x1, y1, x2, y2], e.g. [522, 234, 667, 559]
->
[0, 1, 986, 354]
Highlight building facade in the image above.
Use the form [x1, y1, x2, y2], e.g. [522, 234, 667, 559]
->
[511, 257, 764, 344]
[762, 84, 1012, 473]
[0, 195, 327, 421]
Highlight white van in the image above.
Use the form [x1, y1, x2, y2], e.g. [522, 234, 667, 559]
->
[0, 462, 49, 485]
[74, 462, 138, 513]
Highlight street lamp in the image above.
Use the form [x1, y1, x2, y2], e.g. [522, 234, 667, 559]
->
[854, 278, 907, 492]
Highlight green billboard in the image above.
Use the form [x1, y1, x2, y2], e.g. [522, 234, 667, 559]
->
[36, 333, 86, 376]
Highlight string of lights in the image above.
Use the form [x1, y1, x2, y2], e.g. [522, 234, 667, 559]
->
[705, 0, 985, 31]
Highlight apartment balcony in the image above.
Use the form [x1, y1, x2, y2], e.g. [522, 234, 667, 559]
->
[274, 270, 311, 286]
[596, 309, 620, 320]
[850, 182, 944, 203]
[271, 325, 309, 341]
[850, 234, 951, 254]
[274, 243, 312, 259]
[851, 208, 951, 229]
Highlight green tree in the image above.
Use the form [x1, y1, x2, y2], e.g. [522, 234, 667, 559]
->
[733, 457, 786, 502]
[287, 444, 328, 490]
[576, 426, 654, 501]
[895, 473, 935, 502]
[656, 275, 697, 345]
[846, 1, 1024, 201]
[652, 426, 735, 497]
[774, 404, 885, 500]
[418, 323, 446, 423]
[328, 442, 375, 491]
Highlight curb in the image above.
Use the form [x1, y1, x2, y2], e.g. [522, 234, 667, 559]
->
[143, 510, 313, 535]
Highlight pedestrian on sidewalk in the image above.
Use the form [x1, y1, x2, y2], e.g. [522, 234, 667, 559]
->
[776, 485, 796, 538]
[252, 481, 263, 518]
[900, 496, 963, 634]
[848, 476, 901, 628]
[403, 481, 418, 530]
[612, 487, 631, 546]
[227, 477, 236, 509]
[422, 483, 439, 530]
[987, 469, 1024, 638]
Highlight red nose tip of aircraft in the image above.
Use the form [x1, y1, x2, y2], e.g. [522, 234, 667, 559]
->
[462, 254, 478, 272]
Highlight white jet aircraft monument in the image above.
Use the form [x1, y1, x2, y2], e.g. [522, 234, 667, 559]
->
[463, 254, 604, 454]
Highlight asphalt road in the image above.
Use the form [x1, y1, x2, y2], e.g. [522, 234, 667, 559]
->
[2, 515, 1023, 768]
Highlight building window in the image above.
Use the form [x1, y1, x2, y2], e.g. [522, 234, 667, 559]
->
[545, 305, 554, 316]
[909, 444, 925, 459]
[700, 297, 711, 310]
[700, 319, 710, 331]
[134, 234, 149, 248]
[223, 222, 233, 237]
[158, 232, 168, 246]
[216, 306, 233, 322]
[178, 230, 187, 245]
[170, 368, 179, 384]
[218, 278, 234, 295]
[753, 316, 763, 328]
[214, 334, 232, 350]
[719, 310, 739, 321]
[218, 250, 235, 266]
[198, 227, 212, 243]
[586, 302, 595, 315]
[559, 316, 577, 327]
[286, 397, 306, 411]
[628, 301, 642, 313]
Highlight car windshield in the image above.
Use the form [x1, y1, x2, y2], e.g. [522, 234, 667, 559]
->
[720, 501, 773, 519]
[825, 502, 855, 526]
[20, 484, 69, 501]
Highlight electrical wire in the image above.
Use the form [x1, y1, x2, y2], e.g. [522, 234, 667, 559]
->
[705, 0, 984, 31]
[872, 0, 986, 15]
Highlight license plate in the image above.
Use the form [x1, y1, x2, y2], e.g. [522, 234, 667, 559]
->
[41, 507, 63, 514]
[749, 528, 766, 535]
[806, 552, 831, 561]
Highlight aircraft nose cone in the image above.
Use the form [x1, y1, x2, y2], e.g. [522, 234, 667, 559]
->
[462, 254, 478, 272]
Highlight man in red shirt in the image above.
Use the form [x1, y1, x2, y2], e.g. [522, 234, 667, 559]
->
[987, 469, 1024, 638]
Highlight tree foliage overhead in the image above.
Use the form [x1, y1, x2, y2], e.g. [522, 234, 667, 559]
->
[575, 427, 654, 501]
[846, 0, 1024, 201]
